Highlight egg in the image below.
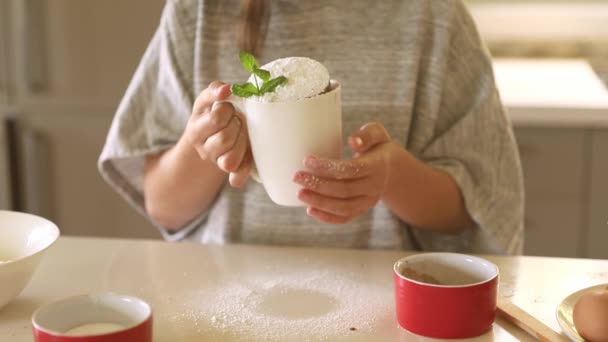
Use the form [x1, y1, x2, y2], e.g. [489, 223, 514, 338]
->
[573, 287, 608, 342]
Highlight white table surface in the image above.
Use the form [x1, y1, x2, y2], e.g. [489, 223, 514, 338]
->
[493, 59, 608, 127]
[1, 237, 607, 341]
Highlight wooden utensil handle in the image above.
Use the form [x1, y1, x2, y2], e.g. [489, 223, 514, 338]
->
[497, 298, 569, 342]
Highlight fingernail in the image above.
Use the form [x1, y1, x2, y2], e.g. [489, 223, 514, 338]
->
[216, 83, 227, 95]
[217, 155, 228, 171]
[293, 172, 303, 182]
[304, 156, 319, 168]
[306, 207, 314, 216]
[360, 122, 372, 131]
[211, 101, 220, 111]
[295, 173, 322, 190]
[353, 137, 363, 147]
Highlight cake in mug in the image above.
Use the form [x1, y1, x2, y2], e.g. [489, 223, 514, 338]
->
[232, 53, 331, 102]
[248, 57, 330, 102]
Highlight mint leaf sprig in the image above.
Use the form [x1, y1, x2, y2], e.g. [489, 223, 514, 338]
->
[231, 52, 288, 98]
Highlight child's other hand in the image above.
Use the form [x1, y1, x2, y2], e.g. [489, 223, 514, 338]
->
[184, 81, 253, 188]
[293, 122, 399, 224]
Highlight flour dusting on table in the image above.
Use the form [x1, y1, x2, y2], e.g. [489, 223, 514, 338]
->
[161, 269, 393, 341]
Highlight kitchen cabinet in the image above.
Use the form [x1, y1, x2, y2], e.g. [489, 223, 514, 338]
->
[515, 128, 586, 198]
[0, 0, 12, 210]
[587, 130, 608, 259]
[514, 127, 608, 259]
[0, 117, 10, 210]
[16, 110, 158, 239]
[513, 127, 588, 257]
[9, 0, 166, 108]
[0, 0, 164, 237]
[496, 59, 608, 258]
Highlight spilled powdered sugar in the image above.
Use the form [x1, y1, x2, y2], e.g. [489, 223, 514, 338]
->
[316, 159, 364, 179]
[299, 174, 324, 190]
[160, 268, 393, 341]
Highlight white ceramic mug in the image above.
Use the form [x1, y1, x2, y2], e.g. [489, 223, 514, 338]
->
[216, 80, 342, 206]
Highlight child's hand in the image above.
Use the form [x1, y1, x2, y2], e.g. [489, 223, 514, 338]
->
[293, 122, 398, 223]
[184, 81, 253, 187]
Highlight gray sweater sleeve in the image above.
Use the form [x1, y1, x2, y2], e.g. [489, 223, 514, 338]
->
[408, 1, 524, 254]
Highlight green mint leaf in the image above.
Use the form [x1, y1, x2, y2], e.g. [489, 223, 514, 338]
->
[253, 68, 271, 82]
[239, 51, 259, 73]
[260, 76, 288, 94]
[235, 52, 289, 97]
[231, 82, 259, 98]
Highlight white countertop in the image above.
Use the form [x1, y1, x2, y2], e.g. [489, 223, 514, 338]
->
[470, 3, 608, 42]
[493, 59, 608, 127]
[1, 237, 608, 341]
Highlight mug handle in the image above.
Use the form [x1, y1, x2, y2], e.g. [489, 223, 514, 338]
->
[211, 97, 261, 183]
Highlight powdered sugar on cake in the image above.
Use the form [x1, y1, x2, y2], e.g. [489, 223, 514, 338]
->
[248, 57, 330, 102]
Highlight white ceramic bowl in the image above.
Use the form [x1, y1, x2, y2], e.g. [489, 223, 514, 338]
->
[0, 211, 60, 309]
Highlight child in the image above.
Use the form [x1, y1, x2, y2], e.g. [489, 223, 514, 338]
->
[99, 0, 524, 254]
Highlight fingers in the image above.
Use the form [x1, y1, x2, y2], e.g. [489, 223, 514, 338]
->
[188, 101, 250, 173]
[306, 207, 353, 224]
[188, 81, 257, 188]
[189, 102, 237, 146]
[192, 81, 232, 115]
[229, 151, 253, 188]
[298, 189, 377, 218]
[303, 155, 371, 180]
[293, 171, 380, 199]
[197, 114, 242, 161]
[348, 122, 391, 154]
[217, 120, 248, 172]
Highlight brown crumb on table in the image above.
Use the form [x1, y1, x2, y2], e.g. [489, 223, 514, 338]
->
[350, 327, 357, 331]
